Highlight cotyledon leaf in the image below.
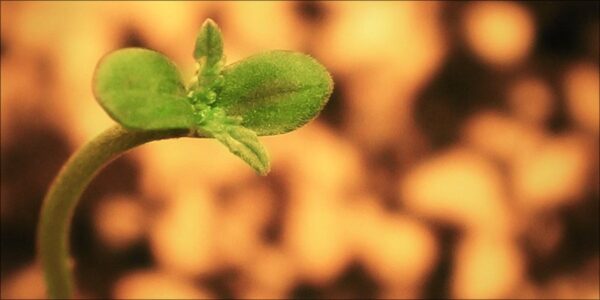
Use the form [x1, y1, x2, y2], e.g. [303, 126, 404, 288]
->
[93, 48, 194, 130]
[216, 50, 333, 136]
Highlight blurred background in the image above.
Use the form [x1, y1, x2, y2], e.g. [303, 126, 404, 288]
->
[1, 1, 598, 299]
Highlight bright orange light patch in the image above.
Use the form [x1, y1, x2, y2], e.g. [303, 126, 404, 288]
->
[452, 235, 524, 299]
[93, 195, 146, 250]
[564, 63, 600, 133]
[113, 269, 212, 299]
[463, 2, 534, 67]
[512, 135, 592, 211]
[401, 148, 512, 234]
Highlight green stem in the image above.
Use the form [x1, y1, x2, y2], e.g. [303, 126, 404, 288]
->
[37, 125, 190, 299]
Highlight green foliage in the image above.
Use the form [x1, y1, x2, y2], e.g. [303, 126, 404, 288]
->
[94, 48, 194, 130]
[193, 19, 224, 70]
[93, 19, 333, 175]
[219, 51, 333, 135]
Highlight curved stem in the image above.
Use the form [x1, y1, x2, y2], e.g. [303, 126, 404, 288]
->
[37, 125, 190, 299]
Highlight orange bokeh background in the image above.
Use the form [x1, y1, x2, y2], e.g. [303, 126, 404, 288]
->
[1, 1, 598, 299]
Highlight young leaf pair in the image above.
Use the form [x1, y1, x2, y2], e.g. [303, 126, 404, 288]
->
[93, 19, 333, 175]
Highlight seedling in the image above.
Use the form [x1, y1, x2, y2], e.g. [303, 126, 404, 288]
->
[37, 19, 332, 299]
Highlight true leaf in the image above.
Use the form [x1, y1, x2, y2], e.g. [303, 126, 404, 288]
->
[216, 50, 333, 136]
[205, 124, 270, 175]
[193, 18, 224, 69]
[93, 48, 194, 130]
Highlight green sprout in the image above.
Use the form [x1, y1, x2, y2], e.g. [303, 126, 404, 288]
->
[38, 19, 332, 299]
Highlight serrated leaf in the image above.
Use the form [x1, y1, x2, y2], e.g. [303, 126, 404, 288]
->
[209, 125, 270, 175]
[93, 48, 194, 130]
[193, 18, 224, 69]
[217, 51, 333, 136]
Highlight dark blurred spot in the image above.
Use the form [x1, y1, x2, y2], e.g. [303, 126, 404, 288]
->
[120, 26, 148, 48]
[0, 120, 71, 275]
[367, 146, 402, 212]
[1, 37, 7, 57]
[198, 267, 239, 299]
[528, 1, 600, 59]
[215, 182, 240, 205]
[440, 2, 468, 49]
[423, 224, 459, 299]
[319, 73, 347, 131]
[291, 282, 322, 299]
[586, 22, 600, 61]
[415, 52, 506, 149]
[0, 227, 37, 277]
[35, 54, 56, 89]
[76, 239, 154, 298]
[547, 93, 571, 133]
[327, 261, 379, 299]
[530, 69, 573, 134]
[294, 1, 327, 24]
[262, 169, 290, 245]
[527, 193, 600, 283]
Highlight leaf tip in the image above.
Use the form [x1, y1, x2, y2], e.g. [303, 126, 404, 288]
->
[256, 160, 271, 176]
[202, 18, 218, 29]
